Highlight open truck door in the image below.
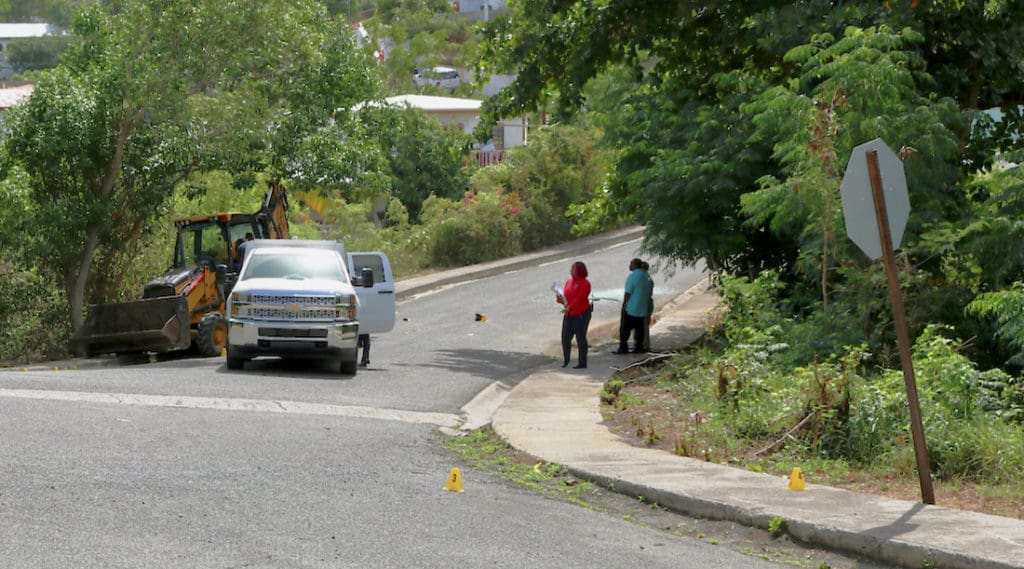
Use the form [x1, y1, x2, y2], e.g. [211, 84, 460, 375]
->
[348, 252, 396, 334]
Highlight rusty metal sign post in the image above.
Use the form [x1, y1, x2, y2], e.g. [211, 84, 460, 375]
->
[864, 149, 935, 505]
[840, 138, 934, 505]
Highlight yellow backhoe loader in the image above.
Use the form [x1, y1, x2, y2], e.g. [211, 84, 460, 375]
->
[72, 182, 290, 357]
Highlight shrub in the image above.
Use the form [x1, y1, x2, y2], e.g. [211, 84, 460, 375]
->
[845, 373, 907, 463]
[924, 415, 1024, 483]
[7, 37, 70, 73]
[0, 265, 70, 363]
[469, 124, 611, 250]
[423, 192, 522, 267]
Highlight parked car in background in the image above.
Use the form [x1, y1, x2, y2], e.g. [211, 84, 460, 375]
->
[413, 66, 461, 90]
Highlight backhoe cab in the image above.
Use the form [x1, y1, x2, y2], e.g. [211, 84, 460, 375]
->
[72, 183, 289, 357]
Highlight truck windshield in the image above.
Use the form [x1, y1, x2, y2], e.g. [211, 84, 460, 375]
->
[241, 251, 345, 281]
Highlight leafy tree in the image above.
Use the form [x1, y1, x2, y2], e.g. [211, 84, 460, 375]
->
[1, 0, 379, 335]
[743, 27, 963, 304]
[2, 0, 83, 26]
[477, 1, 1024, 272]
[323, 0, 375, 22]
[359, 105, 471, 220]
[6, 36, 69, 72]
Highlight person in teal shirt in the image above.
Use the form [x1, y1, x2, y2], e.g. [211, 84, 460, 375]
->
[615, 258, 653, 354]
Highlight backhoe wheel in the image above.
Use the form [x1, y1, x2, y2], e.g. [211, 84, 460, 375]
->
[196, 312, 228, 357]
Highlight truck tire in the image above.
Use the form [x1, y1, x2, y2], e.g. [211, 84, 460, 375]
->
[226, 347, 246, 370]
[196, 312, 228, 357]
[339, 354, 358, 375]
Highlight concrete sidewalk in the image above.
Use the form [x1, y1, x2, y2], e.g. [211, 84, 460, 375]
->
[489, 283, 1024, 569]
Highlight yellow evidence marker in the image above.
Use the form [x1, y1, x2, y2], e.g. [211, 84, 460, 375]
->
[788, 467, 807, 491]
[444, 467, 464, 492]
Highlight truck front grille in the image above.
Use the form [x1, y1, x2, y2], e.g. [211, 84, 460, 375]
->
[253, 294, 335, 306]
[251, 307, 341, 320]
[258, 328, 329, 338]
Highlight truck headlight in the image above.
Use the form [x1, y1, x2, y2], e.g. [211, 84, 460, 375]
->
[338, 294, 356, 320]
[230, 292, 251, 317]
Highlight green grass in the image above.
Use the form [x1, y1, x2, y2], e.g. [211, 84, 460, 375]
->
[444, 427, 598, 506]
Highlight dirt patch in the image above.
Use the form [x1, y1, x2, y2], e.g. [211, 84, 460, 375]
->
[603, 380, 1024, 520]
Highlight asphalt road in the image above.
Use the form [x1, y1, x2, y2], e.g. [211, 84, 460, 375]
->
[0, 235, 796, 569]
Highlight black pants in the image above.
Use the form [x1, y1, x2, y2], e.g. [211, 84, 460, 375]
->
[562, 308, 591, 366]
[619, 313, 646, 352]
[357, 334, 370, 363]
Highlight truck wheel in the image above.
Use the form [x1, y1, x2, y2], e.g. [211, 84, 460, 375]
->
[196, 312, 228, 357]
[226, 348, 246, 370]
[224, 343, 245, 370]
[339, 354, 358, 375]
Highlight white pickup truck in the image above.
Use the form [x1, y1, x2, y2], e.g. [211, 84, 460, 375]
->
[225, 240, 395, 374]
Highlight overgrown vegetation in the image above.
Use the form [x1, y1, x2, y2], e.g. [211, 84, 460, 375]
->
[603, 271, 1024, 516]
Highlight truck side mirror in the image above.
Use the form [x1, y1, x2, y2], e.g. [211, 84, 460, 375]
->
[361, 267, 374, 288]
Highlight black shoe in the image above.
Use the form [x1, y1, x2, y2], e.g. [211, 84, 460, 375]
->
[573, 364, 587, 369]
[612, 349, 630, 355]
[631, 349, 645, 354]
[561, 361, 569, 368]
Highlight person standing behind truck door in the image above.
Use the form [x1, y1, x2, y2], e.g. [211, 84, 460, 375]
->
[556, 261, 592, 369]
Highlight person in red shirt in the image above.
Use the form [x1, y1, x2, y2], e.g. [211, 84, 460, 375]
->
[556, 261, 593, 369]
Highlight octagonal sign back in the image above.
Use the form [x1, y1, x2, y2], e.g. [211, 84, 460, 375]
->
[840, 138, 910, 260]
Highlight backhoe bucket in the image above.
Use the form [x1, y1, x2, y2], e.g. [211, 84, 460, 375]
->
[73, 296, 191, 356]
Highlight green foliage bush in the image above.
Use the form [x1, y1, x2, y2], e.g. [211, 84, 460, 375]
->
[0, 266, 70, 363]
[694, 274, 1024, 484]
[421, 192, 522, 267]
[469, 124, 611, 251]
[7, 37, 70, 73]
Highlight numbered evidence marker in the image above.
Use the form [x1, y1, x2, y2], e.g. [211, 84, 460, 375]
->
[444, 467, 464, 492]
[788, 467, 807, 491]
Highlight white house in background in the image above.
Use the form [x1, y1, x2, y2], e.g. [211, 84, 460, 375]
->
[364, 94, 482, 133]
[0, 23, 61, 80]
[354, 94, 526, 167]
